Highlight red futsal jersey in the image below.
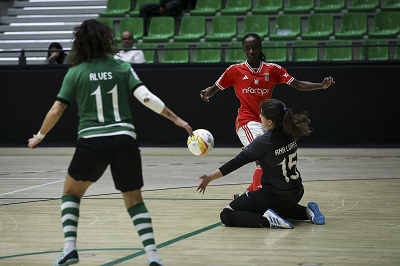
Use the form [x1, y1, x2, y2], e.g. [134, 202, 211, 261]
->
[216, 61, 294, 130]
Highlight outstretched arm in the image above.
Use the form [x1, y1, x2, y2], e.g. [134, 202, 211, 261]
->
[290, 76, 335, 91]
[28, 100, 67, 149]
[133, 85, 193, 136]
[159, 106, 193, 136]
[200, 84, 220, 102]
[197, 169, 223, 194]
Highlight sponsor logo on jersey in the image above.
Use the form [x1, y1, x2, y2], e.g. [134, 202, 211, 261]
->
[242, 75, 249, 80]
[263, 73, 269, 81]
[254, 79, 259, 85]
[241, 87, 269, 96]
[283, 73, 289, 77]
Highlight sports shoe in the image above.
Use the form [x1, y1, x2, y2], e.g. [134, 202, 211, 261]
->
[263, 209, 294, 229]
[149, 259, 163, 266]
[53, 248, 79, 266]
[306, 202, 325, 225]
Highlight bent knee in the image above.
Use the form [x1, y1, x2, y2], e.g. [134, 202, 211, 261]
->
[220, 208, 234, 226]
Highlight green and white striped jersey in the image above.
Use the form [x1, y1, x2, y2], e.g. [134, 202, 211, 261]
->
[57, 56, 142, 139]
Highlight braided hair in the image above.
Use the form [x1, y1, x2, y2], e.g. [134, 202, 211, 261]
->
[242, 33, 266, 63]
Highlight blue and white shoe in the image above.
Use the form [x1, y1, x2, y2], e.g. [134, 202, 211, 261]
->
[149, 259, 163, 266]
[306, 202, 325, 225]
[263, 209, 294, 229]
[53, 248, 79, 266]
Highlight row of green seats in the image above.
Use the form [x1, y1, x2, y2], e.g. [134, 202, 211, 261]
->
[117, 40, 400, 63]
[96, 12, 400, 44]
[99, 0, 400, 18]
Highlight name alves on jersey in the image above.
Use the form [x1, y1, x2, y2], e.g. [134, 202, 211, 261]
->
[275, 141, 297, 156]
[89, 72, 113, 81]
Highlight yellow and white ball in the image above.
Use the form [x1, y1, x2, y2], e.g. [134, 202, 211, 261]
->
[187, 129, 214, 156]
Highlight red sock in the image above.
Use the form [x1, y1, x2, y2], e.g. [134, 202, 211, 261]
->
[247, 166, 263, 191]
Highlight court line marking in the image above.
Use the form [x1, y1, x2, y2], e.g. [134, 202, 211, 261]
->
[0, 180, 64, 196]
[101, 221, 223, 266]
[0, 222, 223, 264]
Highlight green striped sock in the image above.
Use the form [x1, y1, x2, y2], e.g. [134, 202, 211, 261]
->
[61, 194, 80, 242]
[128, 203, 156, 252]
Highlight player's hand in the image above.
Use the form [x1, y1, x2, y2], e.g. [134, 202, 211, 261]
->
[200, 88, 211, 102]
[321, 76, 335, 89]
[197, 174, 212, 194]
[28, 135, 43, 149]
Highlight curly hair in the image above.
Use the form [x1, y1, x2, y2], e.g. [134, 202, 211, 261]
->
[69, 19, 118, 65]
[260, 99, 313, 141]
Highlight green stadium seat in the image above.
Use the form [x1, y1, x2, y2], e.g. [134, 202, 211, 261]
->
[252, 0, 283, 14]
[129, 0, 159, 17]
[226, 42, 247, 63]
[115, 18, 144, 43]
[368, 12, 400, 38]
[142, 17, 175, 42]
[173, 16, 206, 42]
[269, 14, 301, 40]
[263, 41, 287, 62]
[324, 40, 353, 61]
[335, 13, 367, 39]
[161, 43, 189, 63]
[314, 0, 346, 12]
[237, 15, 269, 41]
[205, 16, 237, 42]
[95, 18, 114, 32]
[134, 43, 157, 63]
[290, 40, 318, 61]
[221, 0, 252, 15]
[360, 40, 389, 60]
[348, 0, 379, 12]
[284, 0, 314, 13]
[394, 40, 400, 59]
[381, 0, 400, 10]
[190, 0, 222, 15]
[302, 13, 334, 40]
[193, 42, 222, 63]
[99, 0, 131, 17]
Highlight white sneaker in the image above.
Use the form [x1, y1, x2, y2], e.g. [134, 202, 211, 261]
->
[306, 202, 325, 225]
[263, 209, 294, 229]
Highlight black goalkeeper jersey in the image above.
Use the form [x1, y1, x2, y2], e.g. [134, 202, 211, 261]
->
[219, 127, 303, 199]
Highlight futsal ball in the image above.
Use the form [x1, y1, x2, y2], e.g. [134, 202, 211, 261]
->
[187, 129, 214, 156]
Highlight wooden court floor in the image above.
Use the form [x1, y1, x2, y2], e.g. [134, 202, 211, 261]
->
[1, 147, 400, 266]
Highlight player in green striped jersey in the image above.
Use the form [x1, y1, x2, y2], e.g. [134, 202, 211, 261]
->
[28, 20, 192, 266]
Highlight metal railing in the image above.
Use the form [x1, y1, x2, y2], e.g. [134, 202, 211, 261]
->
[0, 43, 399, 67]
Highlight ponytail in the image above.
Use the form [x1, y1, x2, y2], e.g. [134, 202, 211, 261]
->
[260, 99, 312, 141]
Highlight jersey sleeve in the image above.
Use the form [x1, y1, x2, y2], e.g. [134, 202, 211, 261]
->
[272, 64, 294, 85]
[128, 66, 143, 94]
[56, 69, 75, 105]
[219, 152, 254, 176]
[215, 65, 236, 90]
[242, 134, 271, 159]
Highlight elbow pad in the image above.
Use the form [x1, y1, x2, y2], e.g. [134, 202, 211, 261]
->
[133, 85, 165, 114]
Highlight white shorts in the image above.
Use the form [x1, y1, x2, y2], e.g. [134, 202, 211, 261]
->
[236, 121, 266, 147]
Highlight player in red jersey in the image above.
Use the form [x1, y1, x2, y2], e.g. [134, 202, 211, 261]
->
[200, 33, 335, 197]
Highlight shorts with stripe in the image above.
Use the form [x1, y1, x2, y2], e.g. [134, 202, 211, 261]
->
[68, 135, 143, 192]
[236, 121, 266, 147]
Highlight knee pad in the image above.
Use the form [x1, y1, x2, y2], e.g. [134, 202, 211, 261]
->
[220, 208, 234, 226]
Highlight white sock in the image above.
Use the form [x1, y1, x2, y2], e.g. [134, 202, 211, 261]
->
[147, 249, 161, 263]
[64, 240, 76, 252]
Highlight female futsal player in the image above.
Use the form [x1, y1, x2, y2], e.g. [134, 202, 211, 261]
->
[28, 19, 192, 266]
[197, 99, 325, 229]
[200, 33, 334, 197]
